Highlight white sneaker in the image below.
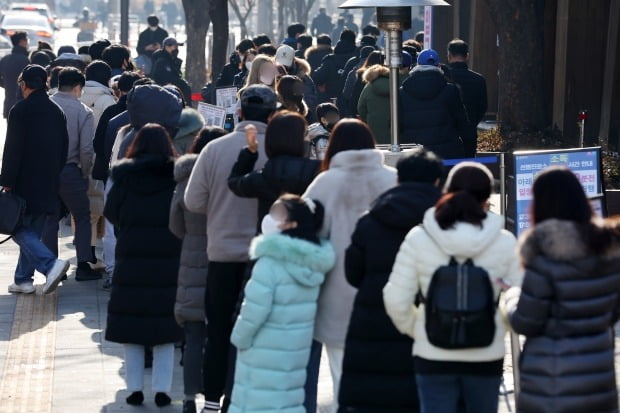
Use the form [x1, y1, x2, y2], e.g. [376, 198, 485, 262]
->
[43, 259, 70, 294]
[88, 259, 106, 271]
[8, 282, 35, 294]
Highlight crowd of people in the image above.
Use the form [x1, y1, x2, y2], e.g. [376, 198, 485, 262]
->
[0, 11, 620, 413]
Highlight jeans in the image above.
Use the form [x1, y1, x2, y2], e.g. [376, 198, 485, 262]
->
[13, 214, 57, 284]
[304, 340, 322, 412]
[103, 179, 116, 275]
[125, 343, 175, 393]
[202, 262, 248, 407]
[184, 321, 206, 396]
[416, 373, 501, 413]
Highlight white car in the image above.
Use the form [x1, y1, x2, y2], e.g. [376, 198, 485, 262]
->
[9, 3, 57, 30]
[0, 12, 55, 48]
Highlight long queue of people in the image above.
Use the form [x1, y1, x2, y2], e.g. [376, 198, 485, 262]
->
[1, 21, 620, 413]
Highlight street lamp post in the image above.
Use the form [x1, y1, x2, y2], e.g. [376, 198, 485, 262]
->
[120, 0, 130, 46]
[338, 0, 450, 152]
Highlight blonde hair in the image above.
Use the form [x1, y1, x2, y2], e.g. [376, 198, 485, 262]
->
[240, 54, 275, 96]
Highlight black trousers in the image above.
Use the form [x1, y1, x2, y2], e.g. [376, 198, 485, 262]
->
[202, 261, 249, 408]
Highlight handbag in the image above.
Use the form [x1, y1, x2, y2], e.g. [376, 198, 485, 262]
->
[0, 189, 25, 244]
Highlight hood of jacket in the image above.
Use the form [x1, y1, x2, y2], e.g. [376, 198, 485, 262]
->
[519, 219, 620, 264]
[370, 183, 441, 230]
[111, 154, 175, 194]
[305, 44, 332, 59]
[334, 39, 356, 55]
[127, 84, 182, 129]
[174, 153, 198, 183]
[422, 207, 505, 258]
[363, 65, 390, 97]
[402, 65, 447, 100]
[250, 234, 335, 286]
[330, 148, 385, 171]
[175, 108, 204, 140]
[81, 80, 114, 103]
[291, 57, 311, 78]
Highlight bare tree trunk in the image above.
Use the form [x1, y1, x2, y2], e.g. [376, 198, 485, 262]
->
[485, 0, 547, 134]
[182, 0, 211, 92]
[277, 0, 285, 42]
[256, 0, 273, 38]
[210, 0, 230, 82]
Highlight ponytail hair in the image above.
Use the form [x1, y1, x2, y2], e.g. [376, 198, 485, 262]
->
[435, 162, 493, 230]
[279, 194, 324, 244]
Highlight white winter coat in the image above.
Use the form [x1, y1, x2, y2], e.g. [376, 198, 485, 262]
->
[384, 208, 523, 363]
[81, 80, 116, 127]
[303, 149, 397, 347]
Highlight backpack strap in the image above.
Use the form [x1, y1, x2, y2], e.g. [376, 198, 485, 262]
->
[415, 255, 458, 307]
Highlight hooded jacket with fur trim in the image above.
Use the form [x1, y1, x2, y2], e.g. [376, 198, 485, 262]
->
[384, 208, 522, 368]
[505, 219, 620, 413]
[230, 234, 335, 413]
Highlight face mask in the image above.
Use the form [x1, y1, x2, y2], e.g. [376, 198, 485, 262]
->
[171, 49, 179, 58]
[149, 26, 157, 31]
[261, 214, 282, 236]
[245, 61, 253, 71]
[260, 74, 274, 85]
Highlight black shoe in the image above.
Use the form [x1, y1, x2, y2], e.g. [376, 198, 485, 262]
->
[183, 399, 197, 413]
[75, 266, 103, 281]
[155, 392, 171, 407]
[126, 391, 144, 405]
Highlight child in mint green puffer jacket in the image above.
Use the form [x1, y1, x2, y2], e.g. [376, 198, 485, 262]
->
[230, 194, 336, 413]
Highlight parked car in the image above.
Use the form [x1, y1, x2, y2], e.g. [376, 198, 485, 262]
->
[0, 12, 55, 48]
[9, 3, 58, 30]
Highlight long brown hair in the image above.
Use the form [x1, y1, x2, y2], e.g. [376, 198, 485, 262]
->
[321, 119, 376, 171]
[126, 123, 176, 159]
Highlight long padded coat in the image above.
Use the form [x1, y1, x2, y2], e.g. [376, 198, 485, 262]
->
[505, 219, 620, 413]
[230, 234, 335, 413]
[104, 154, 183, 346]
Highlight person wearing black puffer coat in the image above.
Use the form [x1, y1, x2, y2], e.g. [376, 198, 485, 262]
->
[504, 167, 620, 413]
[104, 124, 182, 408]
[313, 29, 357, 103]
[338, 149, 443, 413]
[399, 49, 473, 160]
[228, 111, 320, 229]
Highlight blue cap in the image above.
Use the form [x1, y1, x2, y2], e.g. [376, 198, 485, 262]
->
[418, 49, 440, 66]
[402, 51, 413, 68]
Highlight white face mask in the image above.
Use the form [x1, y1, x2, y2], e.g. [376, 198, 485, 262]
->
[261, 214, 282, 236]
[245, 61, 253, 71]
[260, 74, 274, 86]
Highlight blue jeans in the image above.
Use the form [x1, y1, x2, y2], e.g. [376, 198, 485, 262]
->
[13, 214, 57, 284]
[304, 340, 322, 412]
[416, 373, 501, 413]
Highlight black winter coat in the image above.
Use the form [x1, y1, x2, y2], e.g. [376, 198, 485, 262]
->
[92, 95, 127, 181]
[0, 89, 68, 215]
[339, 183, 441, 413]
[104, 155, 183, 346]
[0, 46, 29, 118]
[136, 26, 169, 57]
[399, 67, 473, 160]
[508, 219, 620, 413]
[449, 62, 488, 157]
[152, 51, 192, 103]
[228, 148, 320, 225]
[306, 46, 333, 73]
[216, 62, 242, 87]
[312, 40, 357, 102]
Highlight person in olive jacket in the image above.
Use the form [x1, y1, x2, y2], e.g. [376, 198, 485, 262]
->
[339, 148, 443, 413]
[228, 111, 321, 229]
[504, 167, 620, 413]
[104, 124, 182, 408]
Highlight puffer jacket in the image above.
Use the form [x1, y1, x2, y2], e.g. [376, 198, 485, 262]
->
[228, 148, 321, 227]
[339, 183, 441, 412]
[384, 208, 522, 368]
[305, 44, 333, 73]
[230, 234, 336, 413]
[81, 80, 116, 127]
[312, 40, 357, 102]
[505, 219, 620, 413]
[399, 66, 473, 159]
[169, 155, 208, 325]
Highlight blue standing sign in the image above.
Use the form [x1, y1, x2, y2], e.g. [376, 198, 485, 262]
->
[512, 147, 604, 235]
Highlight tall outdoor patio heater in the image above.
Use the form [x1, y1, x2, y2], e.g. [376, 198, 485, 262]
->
[338, 0, 450, 153]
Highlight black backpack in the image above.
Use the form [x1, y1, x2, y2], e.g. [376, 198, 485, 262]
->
[417, 257, 498, 349]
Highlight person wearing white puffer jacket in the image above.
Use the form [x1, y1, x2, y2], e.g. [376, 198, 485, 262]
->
[384, 162, 522, 413]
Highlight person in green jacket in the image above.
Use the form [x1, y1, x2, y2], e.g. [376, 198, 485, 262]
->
[357, 52, 412, 145]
